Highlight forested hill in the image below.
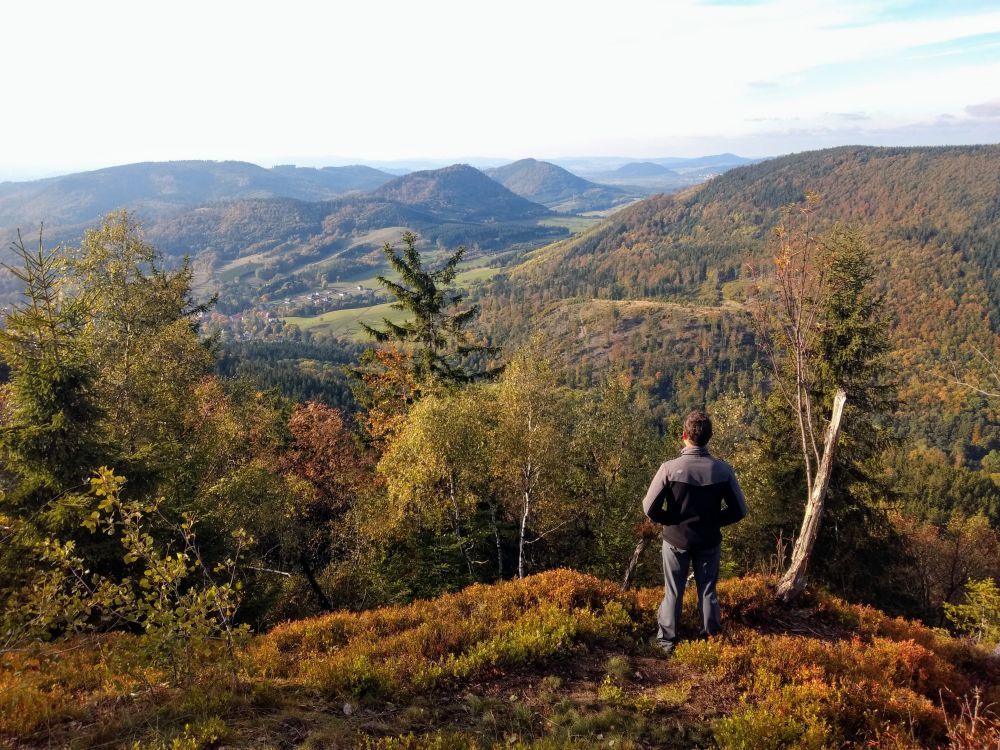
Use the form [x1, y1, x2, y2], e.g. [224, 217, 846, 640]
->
[142, 164, 559, 265]
[369, 163, 550, 221]
[485, 158, 636, 213]
[0, 160, 394, 229]
[477, 144, 1000, 443]
[503, 145, 999, 305]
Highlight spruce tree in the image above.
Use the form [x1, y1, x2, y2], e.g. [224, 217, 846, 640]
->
[0, 228, 106, 610]
[810, 225, 899, 603]
[0, 229, 104, 518]
[361, 232, 492, 383]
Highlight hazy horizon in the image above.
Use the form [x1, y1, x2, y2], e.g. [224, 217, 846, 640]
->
[10, 141, 1000, 184]
[0, 152, 769, 183]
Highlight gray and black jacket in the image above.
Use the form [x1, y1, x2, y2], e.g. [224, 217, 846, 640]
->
[642, 446, 748, 551]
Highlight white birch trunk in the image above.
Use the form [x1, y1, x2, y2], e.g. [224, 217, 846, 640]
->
[518, 489, 530, 579]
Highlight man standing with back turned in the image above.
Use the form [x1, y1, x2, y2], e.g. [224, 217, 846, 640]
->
[642, 410, 748, 656]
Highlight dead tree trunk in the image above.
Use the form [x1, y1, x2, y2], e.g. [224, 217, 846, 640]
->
[299, 552, 334, 612]
[621, 536, 648, 590]
[776, 389, 847, 602]
[621, 521, 659, 590]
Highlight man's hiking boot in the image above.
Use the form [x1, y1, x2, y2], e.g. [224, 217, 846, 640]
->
[653, 639, 676, 659]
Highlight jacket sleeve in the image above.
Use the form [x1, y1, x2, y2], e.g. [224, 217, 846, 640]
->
[642, 463, 671, 524]
[718, 468, 748, 527]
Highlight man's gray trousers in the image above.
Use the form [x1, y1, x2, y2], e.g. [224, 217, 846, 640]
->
[655, 541, 721, 648]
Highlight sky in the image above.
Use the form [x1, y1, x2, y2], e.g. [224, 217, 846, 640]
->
[2, 0, 1000, 179]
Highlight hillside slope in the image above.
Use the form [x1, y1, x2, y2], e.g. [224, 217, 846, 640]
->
[3, 570, 996, 748]
[477, 145, 1000, 439]
[485, 158, 635, 213]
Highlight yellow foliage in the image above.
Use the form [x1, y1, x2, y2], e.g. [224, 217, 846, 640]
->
[0, 635, 150, 735]
[249, 569, 636, 698]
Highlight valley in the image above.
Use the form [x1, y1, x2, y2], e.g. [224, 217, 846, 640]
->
[3, 145, 996, 452]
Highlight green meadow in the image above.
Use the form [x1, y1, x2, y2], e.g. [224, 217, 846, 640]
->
[283, 264, 503, 339]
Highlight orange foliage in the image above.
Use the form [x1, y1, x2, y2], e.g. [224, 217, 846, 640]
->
[2, 570, 997, 747]
[249, 569, 635, 697]
[279, 400, 368, 513]
[355, 346, 420, 451]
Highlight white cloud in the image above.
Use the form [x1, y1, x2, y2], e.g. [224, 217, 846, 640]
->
[967, 99, 1000, 117]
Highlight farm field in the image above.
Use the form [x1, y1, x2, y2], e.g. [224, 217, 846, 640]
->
[283, 263, 503, 339]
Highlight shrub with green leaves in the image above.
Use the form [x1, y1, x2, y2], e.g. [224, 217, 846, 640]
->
[6, 467, 250, 685]
[945, 578, 1000, 647]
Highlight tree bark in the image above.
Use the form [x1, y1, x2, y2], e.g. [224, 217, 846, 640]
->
[489, 502, 503, 579]
[621, 536, 648, 590]
[776, 389, 847, 602]
[518, 490, 530, 579]
[447, 474, 475, 580]
[299, 552, 334, 612]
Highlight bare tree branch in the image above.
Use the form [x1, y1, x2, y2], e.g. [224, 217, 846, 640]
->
[524, 515, 580, 544]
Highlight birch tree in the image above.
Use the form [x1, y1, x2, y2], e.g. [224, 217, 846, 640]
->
[492, 349, 574, 579]
[377, 388, 497, 580]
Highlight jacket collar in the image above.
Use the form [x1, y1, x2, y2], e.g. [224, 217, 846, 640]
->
[680, 445, 711, 457]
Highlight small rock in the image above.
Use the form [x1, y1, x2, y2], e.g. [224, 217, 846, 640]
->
[343, 702, 354, 716]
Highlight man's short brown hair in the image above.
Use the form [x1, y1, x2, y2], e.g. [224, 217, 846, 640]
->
[683, 410, 713, 446]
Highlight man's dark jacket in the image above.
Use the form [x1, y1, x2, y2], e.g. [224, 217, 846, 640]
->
[642, 445, 748, 551]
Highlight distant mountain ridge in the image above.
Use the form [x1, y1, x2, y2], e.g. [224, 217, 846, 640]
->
[556, 154, 760, 193]
[0, 154, 759, 234]
[0, 160, 559, 260]
[653, 153, 756, 170]
[142, 163, 559, 261]
[551, 153, 758, 176]
[609, 162, 677, 178]
[0, 161, 568, 311]
[485, 158, 636, 213]
[0, 160, 395, 230]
